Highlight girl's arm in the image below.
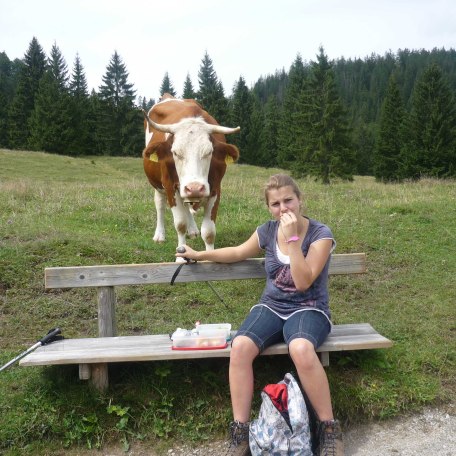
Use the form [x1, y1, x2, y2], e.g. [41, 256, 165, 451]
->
[288, 238, 333, 291]
[175, 231, 262, 263]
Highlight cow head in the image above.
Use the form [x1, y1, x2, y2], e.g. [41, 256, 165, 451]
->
[144, 112, 239, 203]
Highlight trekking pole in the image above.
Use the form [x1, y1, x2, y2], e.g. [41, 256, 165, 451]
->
[0, 327, 63, 372]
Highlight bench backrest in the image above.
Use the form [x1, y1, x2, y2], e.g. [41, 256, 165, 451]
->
[45, 253, 366, 289]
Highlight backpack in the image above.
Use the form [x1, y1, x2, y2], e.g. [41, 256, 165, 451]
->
[249, 373, 313, 456]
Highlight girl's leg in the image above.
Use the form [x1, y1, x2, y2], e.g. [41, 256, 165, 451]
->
[284, 310, 333, 420]
[229, 335, 259, 422]
[288, 337, 334, 420]
[230, 305, 284, 422]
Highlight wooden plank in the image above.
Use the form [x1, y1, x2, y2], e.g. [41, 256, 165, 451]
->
[44, 253, 366, 289]
[97, 286, 116, 337]
[19, 323, 392, 366]
[91, 363, 108, 391]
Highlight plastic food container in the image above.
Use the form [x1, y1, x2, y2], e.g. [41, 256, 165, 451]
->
[196, 323, 232, 340]
[172, 334, 228, 350]
[171, 323, 232, 350]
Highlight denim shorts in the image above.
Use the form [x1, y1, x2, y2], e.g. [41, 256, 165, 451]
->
[233, 305, 331, 353]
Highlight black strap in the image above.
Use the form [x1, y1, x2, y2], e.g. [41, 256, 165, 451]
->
[170, 259, 196, 285]
[169, 259, 229, 308]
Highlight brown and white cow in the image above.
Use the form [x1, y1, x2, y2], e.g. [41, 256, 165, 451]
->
[142, 94, 240, 256]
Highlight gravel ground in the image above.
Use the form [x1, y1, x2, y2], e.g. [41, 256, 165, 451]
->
[343, 404, 455, 456]
[66, 404, 455, 456]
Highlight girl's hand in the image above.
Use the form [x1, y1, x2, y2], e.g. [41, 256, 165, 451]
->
[280, 212, 298, 239]
[175, 245, 199, 261]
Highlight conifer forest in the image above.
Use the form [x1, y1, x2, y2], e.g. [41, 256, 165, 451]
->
[1, 37, 456, 183]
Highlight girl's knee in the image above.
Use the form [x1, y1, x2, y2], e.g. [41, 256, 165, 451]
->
[289, 338, 319, 370]
[231, 336, 259, 364]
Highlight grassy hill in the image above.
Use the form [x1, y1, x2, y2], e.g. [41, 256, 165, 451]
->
[0, 149, 455, 455]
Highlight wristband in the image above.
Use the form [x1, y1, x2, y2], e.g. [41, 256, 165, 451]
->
[285, 235, 300, 243]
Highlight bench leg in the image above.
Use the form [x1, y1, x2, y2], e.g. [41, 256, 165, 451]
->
[320, 351, 329, 366]
[92, 287, 115, 391]
[79, 363, 91, 380]
[90, 363, 109, 392]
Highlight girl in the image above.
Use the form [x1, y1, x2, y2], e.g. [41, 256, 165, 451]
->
[176, 174, 344, 456]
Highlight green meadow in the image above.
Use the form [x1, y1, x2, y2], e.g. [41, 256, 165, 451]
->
[0, 149, 455, 454]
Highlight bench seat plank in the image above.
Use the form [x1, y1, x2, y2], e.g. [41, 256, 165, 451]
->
[20, 323, 392, 366]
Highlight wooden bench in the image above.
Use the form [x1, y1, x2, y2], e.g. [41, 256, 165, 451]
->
[20, 254, 393, 391]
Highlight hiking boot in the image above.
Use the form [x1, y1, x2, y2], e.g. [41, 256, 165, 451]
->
[316, 419, 344, 456]
[224, 420, 251, 456]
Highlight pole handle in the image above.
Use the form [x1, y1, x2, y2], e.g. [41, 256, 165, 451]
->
[39, 327, 62, 345]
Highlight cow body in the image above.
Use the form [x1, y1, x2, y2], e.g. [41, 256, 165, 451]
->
[143, 95, 240, 255]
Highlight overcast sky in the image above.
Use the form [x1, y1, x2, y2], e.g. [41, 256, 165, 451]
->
[1, 0, 455, 101]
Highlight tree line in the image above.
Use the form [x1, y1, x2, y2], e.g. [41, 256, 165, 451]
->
[1, 37, 455, 182]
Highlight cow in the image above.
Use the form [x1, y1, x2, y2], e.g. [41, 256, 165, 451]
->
[142, 94, 240, 257]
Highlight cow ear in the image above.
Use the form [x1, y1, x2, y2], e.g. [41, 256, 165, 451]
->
[144, 140, 171, 162]
[212, 141, 239, 164]
[225, 144, 240, 164]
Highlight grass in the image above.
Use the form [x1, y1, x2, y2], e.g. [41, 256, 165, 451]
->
[0, 149, 455, 454]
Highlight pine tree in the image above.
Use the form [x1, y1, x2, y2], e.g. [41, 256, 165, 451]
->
[99, 51, 136, 108]
[253, 69, 288, 104]
[122, 107, 145, 157]
[0, 52, 16, 147]
[8, 37, 47, 148]
[277, 54, 307, 168]
[352, 122, 376, 175]
[88, 90, 106, 155]
[402, 63, 456, 178]
[245, 95, 264, 165]
[230, 76, 253, 162]
[373, 74, 406, 181]
[197, 52, 228, 124]
[28, 42, 73, 154]
[260, 94, 281, 167]
[294, 47, 354, 184]
[182, 73, 196, 99]
[28, 70, 71, 153]
[69, 54, 88, 98]
[159, 72, 176, 97]
[98, 51, 138, 155]
[67, 54, 94, 155]
[0, 90, 7, 147]
[48, 42, 69, 91]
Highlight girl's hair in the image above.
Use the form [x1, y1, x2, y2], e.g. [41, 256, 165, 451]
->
[264, 174, 302, 204]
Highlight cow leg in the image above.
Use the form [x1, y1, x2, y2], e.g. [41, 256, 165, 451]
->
[171, 196, 190, 256]
[186, 207, 199, 239]
[153, 189, 166, 242]
[201, 195, 217, 250]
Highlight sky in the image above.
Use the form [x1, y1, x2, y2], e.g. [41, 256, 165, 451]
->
[1, 0, 455, 102]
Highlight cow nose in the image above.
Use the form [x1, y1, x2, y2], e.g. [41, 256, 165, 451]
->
[184, 183, 206, 197]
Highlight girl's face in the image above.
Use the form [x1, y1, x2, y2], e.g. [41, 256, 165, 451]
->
[266, 186, 302, 220]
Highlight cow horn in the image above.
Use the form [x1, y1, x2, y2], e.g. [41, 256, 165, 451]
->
[207, 125, 241, 135]
[141, 109, 177, 134]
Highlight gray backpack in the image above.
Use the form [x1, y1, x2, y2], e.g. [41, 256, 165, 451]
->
[249, 373, 313, 455]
